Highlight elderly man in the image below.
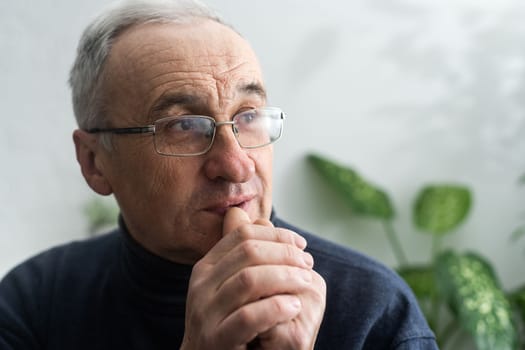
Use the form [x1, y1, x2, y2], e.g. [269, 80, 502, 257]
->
[0, 1, 437, 349]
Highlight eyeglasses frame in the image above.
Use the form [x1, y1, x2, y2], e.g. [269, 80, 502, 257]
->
[86, 107, 285, 157]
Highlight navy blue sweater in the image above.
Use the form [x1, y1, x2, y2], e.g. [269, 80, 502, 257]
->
[0, 216, 437, 349]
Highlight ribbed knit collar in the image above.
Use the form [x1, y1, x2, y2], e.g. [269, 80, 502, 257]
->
[117, 217, 192, 312]
[115, 210, 278, 310]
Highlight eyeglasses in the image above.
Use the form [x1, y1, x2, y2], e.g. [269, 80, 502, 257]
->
[87, 107, 285, 157]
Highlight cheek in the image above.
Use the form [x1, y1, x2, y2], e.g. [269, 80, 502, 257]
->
[105, 142, 198, 204]
[147, 159, 200, 200]
[148, 161, 177, 196]
[249, 146, 274, 204]
[254, 146, 273, 186]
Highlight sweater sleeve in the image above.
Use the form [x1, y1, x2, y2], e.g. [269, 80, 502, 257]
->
[395, 337, 440, 350]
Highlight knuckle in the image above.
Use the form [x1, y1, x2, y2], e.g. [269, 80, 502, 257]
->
[277, 228, 307, 250]
[237, 268, 257, 291]
[311, 272, 327, 302]
[191, 260, 206, 276]
[270, 296, 288, 315]
[312, 291, 326, 309]
[236, 223, 255, 241]
[189, 260, 214, 284]
[188, 268, 205, 290]
[283, 267, 297, 282]
[236, 307, 256, 328]
[284, 244, 297, 262]
[275, 228, 293, 245]
[277, 320, 308, 349]
[239, 240, 260, 261]
[315, 272, 327, 292]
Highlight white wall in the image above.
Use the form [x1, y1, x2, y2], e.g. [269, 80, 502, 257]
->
[1, 0, 524, 292]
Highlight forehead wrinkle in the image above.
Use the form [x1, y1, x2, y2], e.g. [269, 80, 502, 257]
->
[150, 74, 217, 101]
[147, 65, 203, 85]
[209, 59, 263, 110]
[117, 42, 179, 80]
[150, 92, 204, 116]
[145, 68, 217, 117]
[110, 22, 264, 122]
[146, 54, 223, 89]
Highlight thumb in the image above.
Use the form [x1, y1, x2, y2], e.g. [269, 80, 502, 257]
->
[222, 207, 251, 237]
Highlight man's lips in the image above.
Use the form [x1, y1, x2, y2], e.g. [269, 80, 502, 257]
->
[203, 196, 255, 216]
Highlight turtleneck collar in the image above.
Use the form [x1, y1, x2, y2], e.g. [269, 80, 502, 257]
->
[117, 216, 193, 304]
[115, 209, 279, 302]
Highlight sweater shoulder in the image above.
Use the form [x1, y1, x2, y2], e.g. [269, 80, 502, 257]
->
[273, 216, 437, 348]
[20, 231, 118, 272]
[1, 230, 120, 293]
[0, 231, 121, 347]
[273, 217, 402, 285]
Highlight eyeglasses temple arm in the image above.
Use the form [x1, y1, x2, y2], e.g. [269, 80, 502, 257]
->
[86, 126, 154, 134]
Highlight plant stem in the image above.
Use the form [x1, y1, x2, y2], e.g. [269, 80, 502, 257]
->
[428, 294, 440, 336]
[382, 221, 408, 267]
[431, 234, 443, 260]
[441, 326, 464, 350]
[439, 319, 459, 347]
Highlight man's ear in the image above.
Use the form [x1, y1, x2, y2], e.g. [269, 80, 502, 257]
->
[73, 129, 113, 196]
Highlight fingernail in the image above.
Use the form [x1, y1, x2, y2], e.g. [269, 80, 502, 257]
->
[295, 235, 307, 249]
[303, 252, 314, 267]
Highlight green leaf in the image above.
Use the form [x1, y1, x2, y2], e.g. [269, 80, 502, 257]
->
[413, 184, 471, 236]
[518, 173, 525, 185]
[508, 285, 525, 325]
[84, 197, 119, 234]
[436, 251, 518, 350]
[397, 265, 435, 300]
[307, 154, 394, 219]
[510, 226, 525, 242]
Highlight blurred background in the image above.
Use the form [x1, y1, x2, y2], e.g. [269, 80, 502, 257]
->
[1, 0, 524, 295]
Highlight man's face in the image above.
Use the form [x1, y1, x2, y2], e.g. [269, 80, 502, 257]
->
[94, 20, 273, 264]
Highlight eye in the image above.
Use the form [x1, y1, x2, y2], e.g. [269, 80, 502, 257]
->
[177, 118, 196, 131]
[164, 117, 208, 133]
[236, 110, 259, 125]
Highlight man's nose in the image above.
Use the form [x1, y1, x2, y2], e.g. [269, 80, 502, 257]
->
[202, 124, 255, 183]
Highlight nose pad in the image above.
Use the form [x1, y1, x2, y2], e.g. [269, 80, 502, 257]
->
[213, 125, 241, 150]
[212, 121, 241, 149]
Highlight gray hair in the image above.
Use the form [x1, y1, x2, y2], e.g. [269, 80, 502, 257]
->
[69, 0, 227, 132]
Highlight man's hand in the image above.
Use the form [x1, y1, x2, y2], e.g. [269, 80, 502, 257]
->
[247, 217, 326, 350]
[180, 208, 326, 350]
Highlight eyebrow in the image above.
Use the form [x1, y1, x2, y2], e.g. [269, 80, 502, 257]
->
[238, 82, 267, 100]
[150, 94, 203, 115]
[150, 81, 267, 116]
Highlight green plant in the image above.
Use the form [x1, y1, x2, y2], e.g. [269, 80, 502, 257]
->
[84, 197, 119, 235]
[511, 174, 525, 247]
[308, 153, 525, 350]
